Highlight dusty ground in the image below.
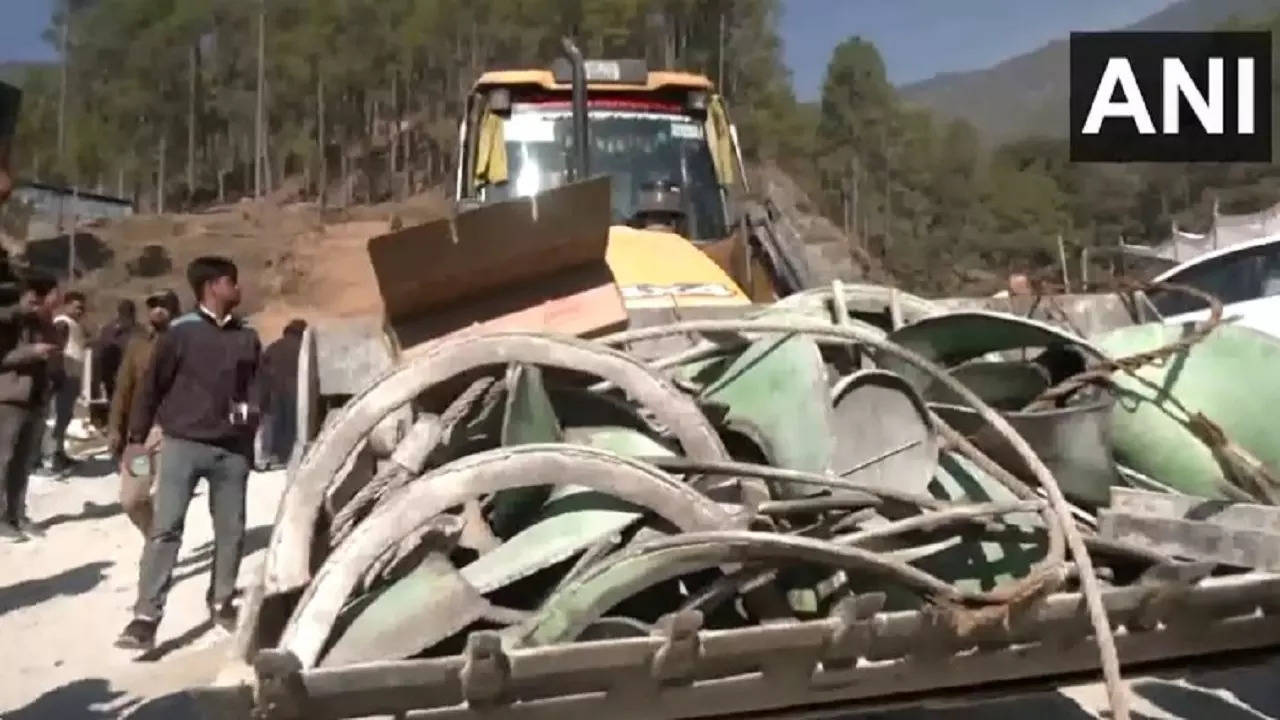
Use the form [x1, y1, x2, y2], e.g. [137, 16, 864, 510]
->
[0, 456, 287, 719]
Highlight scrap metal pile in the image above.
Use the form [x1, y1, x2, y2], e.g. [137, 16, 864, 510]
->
[222, 282, 1280, 720]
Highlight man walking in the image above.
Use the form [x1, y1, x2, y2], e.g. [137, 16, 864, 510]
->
[0, 273, 61, 542]
[95, 298, 139, 421]
[108, 290, 178, 536]
[47, 290, 88, 472]
[259, 318, 306, 470]
[116, 257, 261, 650]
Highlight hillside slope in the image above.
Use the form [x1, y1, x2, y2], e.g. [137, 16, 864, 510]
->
[21, 194, 446, 342]
[900, 0, 1279, 142]
[24, 167, 868, 343]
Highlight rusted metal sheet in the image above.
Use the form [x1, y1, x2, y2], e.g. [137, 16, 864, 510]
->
[933, 392, 1119, 507]
[1099, 489, 1280, 570]
[311, 316, 394, 397]
[697, 334, 836, 497]
[884, 310, 1105, 391]
[932, 360, 1050, 411]
[774, 283, 940, 330]
[934, 292, 1140, 338]
[280, 445, 742, 669]
[368, 176, 612, 327]
[1098, 511, 1280, 571]
[1095, 323, 1280, 499]
[1110, 487, 1280, 533]
[489, 364, 565, 538]
[829, 370, 938, 496]
[265, 333, 732, 599]
[321, 554, 487, 668]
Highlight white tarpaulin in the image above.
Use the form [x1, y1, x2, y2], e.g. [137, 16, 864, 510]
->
[1146, 200, 1280, 262]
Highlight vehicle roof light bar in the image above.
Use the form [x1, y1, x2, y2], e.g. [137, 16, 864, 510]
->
[551, 58, 648, 85]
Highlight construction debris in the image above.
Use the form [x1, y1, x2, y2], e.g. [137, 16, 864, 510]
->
[121, 273, 1280, 720]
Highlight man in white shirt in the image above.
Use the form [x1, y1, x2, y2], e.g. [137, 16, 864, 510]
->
[47, 291, 88, 472]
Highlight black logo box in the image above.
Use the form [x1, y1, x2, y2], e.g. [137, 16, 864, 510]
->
[1070, 31, 1272, 163]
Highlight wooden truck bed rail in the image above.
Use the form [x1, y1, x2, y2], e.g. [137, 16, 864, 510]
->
[219, 571, 1280, 720]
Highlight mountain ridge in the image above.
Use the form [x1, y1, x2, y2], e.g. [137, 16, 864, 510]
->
[900, 0, 1280, 142]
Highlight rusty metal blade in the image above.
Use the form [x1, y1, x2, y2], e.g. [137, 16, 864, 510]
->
[462, 509, 643, 594]
[368, 176, 613, 326]
[321, 554, 487, 668]
[830, 370, 938, 496]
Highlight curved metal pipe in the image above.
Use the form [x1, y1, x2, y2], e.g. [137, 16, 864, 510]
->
[280, 444, 740, 667]
[264, 333, 730, 597]
[560, 36, 590, 181]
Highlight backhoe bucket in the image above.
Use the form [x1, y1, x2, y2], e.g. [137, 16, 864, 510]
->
[367, 176, 626, 354]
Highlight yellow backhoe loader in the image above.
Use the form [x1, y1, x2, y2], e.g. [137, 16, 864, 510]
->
[295, 39, 814, 453]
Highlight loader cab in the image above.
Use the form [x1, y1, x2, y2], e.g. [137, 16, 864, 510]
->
[453, 60, 778, 302]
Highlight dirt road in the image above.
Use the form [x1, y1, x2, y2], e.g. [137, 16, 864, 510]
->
[0, 457, 286, 719]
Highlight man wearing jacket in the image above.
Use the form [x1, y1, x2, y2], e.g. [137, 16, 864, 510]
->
[115, 257, 261, 650]
[0, 80, 19, 205]
[0, 273, 62, 542]
[108, 289, 179, 536]
[96, 298, 140, 418]
[258, 318, 306, 470]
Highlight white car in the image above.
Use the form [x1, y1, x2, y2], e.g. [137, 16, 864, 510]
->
[1146, 234, 1280, 340]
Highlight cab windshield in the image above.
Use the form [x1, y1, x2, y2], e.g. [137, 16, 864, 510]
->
[480, 104, 729, 241]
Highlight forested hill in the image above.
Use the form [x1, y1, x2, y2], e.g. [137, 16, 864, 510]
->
[7, 0, 1280, 297]
[8, 0, 801, 210]
[900, 0, 1280, 143]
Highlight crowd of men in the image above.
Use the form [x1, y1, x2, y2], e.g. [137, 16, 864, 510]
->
[0, 79, 307, 652]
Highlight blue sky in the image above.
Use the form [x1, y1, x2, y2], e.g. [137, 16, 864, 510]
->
[780, 0, 1179, 98]
[2, 1, 55, 64]
[6, 0, 1179, 99]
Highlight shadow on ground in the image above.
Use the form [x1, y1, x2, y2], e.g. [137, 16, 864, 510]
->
[171, 524, 273, 585]
[69, 457, 120, 479]
[38, 500, 123, 530]
[4, 678, 137, 720]
[136, 618, 216, 662]
[0, 560, 112, 617]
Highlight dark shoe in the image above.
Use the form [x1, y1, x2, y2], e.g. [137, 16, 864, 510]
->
[210, 602, 238, 632]
[115, 617, 157, 650]
[15, 516, 44, 538]
[0, 521, 27, 543]
[51, 452, 74, 472]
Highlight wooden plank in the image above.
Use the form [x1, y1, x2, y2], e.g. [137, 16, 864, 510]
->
[1098, 509, 1280, 571]
[1110, 487, 1280, 534]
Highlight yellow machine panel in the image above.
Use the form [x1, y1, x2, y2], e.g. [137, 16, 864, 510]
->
[604, 226, 752, 310]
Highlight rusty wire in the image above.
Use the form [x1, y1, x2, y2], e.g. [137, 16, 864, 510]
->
[1022, 280, 1224, 411]
[601, 318, 1129, 720]
[328, 376, 497, 547]
[1017, 280, 1280, 503]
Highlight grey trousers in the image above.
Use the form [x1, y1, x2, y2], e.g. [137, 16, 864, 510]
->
[134, 436, 249, 621]
[0, 402, 40, 524]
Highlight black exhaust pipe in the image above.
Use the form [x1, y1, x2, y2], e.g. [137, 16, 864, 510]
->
[560, 37, 590, 182]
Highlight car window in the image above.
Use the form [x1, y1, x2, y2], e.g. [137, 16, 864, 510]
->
[1150, 243, 1280, 316]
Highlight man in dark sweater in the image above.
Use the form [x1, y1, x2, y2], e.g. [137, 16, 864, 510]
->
[95, 298, 139, 420]
[259, 318, 306, 469]
[115, 256, 262, 650]
[0, 273, 61, 542]
[0, 80, 19, 205]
